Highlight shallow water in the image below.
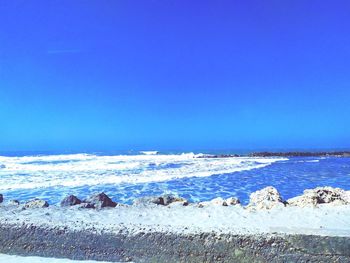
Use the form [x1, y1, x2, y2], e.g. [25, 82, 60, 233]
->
[0, 152, 349, 204]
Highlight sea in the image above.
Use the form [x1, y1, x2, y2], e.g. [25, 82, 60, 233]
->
[0, 150, 349, 205]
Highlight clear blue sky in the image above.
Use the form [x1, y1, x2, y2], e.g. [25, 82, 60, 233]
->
[1, 1, 350, 151]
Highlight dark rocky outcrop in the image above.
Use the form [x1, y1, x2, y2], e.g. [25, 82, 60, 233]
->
[249, 151, 350, 157]
[195, 151, 350, 158]
[133, 194, 188, 206]
[23, 199, 49, 209]
[0, 194, 3, 203]
[83, 193, 117, 209]
[60, 195, 82, 207]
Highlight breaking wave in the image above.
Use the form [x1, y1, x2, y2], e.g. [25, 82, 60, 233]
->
[0, 153, 287, 191]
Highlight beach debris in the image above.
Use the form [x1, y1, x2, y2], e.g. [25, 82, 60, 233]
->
[133, 194, 188, 206]
[198, 197, 226, 207]
[226, 197, 241, 206]
[287, 187, 350, 207]
[198, 197, 240, 207]
[84, 192, 117, 209]
[60, 195, 82, 207]
[247, 186, 286, 210]
[0, 194, 3, 203]
[8, 200, 20, 206]
[23, 199, 49, 209]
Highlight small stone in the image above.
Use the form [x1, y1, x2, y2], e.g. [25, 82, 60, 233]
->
[133, 194, 187, 206]
[84, 192, 117, 209]
[23, 199, 49, 209]
[60, 195, 82, 207]
[161, 195, 187, 206]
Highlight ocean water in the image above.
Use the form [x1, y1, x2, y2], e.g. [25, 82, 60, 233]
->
[0, 152, 349, 205]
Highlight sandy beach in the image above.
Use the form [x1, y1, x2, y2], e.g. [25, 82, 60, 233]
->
[1, 186, 350, 262]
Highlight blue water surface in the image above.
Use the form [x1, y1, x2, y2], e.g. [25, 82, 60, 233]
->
[1, 157, 350, 205]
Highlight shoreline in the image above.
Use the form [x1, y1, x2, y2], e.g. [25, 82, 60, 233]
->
[1, 186, 350, 262]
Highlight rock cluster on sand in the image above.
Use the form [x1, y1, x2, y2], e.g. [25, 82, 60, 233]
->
[3, 186, 350, 211]
[59, 193, 118, 209]
[198, 197, 240, 207]
[287, 187, 350, 207]
[245, 186, 350, 210]
[24, 199, 49, 209]
[133, 194, 188, 206]
[247, 186, 286, 210]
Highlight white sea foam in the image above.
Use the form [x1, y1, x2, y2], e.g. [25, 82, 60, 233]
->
[139, 151, 159, 155]
[0, 154, 287, 191]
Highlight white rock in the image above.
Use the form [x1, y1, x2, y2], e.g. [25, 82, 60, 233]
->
[247, 186, 286, 210]
[287, 187, 350, 207]
[23, 199, 49, 209]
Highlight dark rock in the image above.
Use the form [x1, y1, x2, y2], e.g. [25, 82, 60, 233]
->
[133, 194, 188, 206]
[84, 193, 117, 209]
[160, 194, 187, 205]
[23, 199, 49, 209]
[0, 194, 3, 203]
[60, 195, 82, 207]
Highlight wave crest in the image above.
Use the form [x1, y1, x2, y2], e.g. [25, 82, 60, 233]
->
[0, 154, 287, 191]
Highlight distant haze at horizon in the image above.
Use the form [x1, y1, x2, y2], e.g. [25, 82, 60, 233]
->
[1, 1, 350, 151]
